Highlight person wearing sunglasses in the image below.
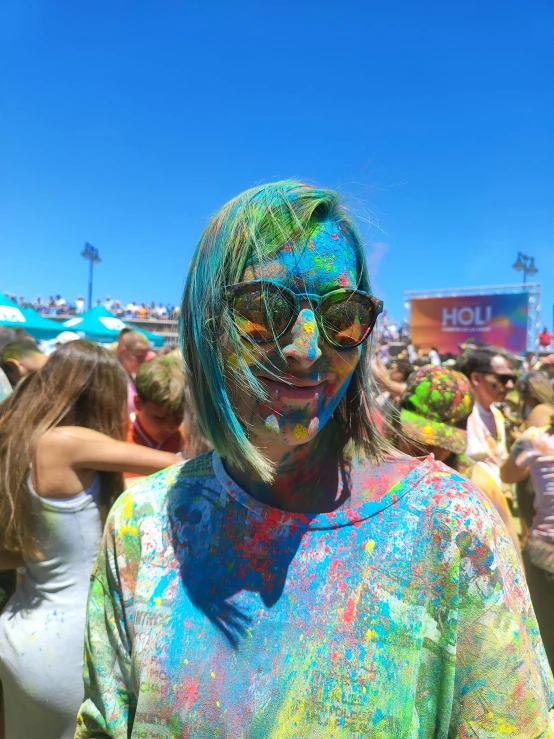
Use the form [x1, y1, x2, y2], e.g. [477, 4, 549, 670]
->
[459, 347, 515, 477]
[76, 182, 553, 738]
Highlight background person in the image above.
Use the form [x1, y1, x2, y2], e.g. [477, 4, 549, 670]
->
[0, 341, 180, 739]
[518, 371, 554, 431]
[0, 339, 47, 387]
[428, 346, 441, 367]
[116, 329, 150, 413]
[126, 356, 186, 482]
[395, 366, 474, 466]
[389, 358, 413, 385]
[539, 354, 554, 387]
[395, 365, 521, 556]
[460, 347, 515, 477]
[539, 326, 552, 351]
[502, 419, 554, 670]
[459, 348, 519, 542]
[76, 181, 552, 738]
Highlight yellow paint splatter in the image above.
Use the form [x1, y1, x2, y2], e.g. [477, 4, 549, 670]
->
[211, 671, 216, 678]
[123, 496, 135, 520]
[216, 701, 221, 707]
[184, 658, 189, 664]
[299, 634, 304, 641]
[119, 523, 140, 539]
[154, 597, 162, 607]
[293, 423, 309, 439]
[365, 539, 375, 554]
[366, 629, 374, 641]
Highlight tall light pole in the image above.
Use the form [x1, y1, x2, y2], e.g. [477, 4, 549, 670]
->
[81, 242, 101, 311]
[512, 252, 538, 285]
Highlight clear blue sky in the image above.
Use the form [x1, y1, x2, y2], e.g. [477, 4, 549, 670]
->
[1, 0, 553, 328]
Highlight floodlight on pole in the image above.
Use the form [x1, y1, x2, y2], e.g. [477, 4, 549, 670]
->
[81, 242, 101, 311]
[512, 252, 538, 285]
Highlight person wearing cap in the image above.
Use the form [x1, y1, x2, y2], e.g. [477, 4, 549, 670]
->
[396, 365, 521, 556]
[396, 366, 472, 465]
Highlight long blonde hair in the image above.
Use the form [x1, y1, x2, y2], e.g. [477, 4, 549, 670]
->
[0, 340, 128, 558]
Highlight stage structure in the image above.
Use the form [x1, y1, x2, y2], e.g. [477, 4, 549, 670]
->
[403, 283, 541, 354]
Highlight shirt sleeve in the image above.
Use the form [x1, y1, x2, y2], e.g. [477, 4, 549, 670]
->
[447, 481, 554, 737]
[75, 505, 138, 738]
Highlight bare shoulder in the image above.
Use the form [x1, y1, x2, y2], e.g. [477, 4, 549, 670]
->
[38, 427, 117, 467]
[40, 426, 113, 452]
[46, 426, 110, 442]
[525, 404, 554, 429]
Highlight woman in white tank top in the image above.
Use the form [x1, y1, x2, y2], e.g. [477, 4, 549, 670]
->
[0, 340, 181, 739]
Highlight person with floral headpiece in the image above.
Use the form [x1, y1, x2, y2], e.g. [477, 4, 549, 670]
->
[76, 182, 553, 738]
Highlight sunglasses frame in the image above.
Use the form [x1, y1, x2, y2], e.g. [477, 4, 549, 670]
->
[225, 280, 384, 349]
[483, 371, 517, 386]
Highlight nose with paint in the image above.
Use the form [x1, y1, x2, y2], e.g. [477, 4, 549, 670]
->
[282, 308, 322, 369]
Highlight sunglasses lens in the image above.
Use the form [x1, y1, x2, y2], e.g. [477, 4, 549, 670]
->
[320, 291, 375, 347]
[232, 283, 292, 342]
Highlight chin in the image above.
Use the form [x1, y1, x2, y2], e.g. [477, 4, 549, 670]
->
[256, 413, 322, 446]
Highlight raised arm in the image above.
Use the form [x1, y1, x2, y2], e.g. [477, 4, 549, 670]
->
[501, 453, 529, 484]
[41, 426, 180, 476]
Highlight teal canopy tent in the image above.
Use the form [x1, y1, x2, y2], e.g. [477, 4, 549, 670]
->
[0, 293, 62, 341]
[63, 305, 165, 348]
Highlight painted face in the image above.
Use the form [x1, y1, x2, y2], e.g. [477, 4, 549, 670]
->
[226, 220, 363, 449]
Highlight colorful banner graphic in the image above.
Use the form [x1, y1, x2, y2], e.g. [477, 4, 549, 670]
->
[410, 293, 529, 354]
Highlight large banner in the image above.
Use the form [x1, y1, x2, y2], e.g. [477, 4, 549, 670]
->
[410, 293, 529, 354]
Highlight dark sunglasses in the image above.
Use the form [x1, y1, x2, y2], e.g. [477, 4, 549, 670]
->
[483, 371, 517, 386]
[225, 280, 384, 349]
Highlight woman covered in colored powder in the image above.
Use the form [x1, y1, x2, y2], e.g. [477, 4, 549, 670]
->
[76, 182, 554, 738]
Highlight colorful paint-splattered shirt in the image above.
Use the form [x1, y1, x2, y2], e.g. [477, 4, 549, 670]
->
[76, 452, 554, 738]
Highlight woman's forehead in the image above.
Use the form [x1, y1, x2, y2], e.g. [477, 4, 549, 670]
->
[242, 219, 360, 292]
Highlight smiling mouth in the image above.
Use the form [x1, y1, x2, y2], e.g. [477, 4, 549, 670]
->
[257, 376, 327, 399]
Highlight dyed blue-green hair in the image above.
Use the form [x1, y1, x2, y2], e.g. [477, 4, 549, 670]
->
[181, 180, 387, 480]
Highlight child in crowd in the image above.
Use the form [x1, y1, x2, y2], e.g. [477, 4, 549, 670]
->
[127, 356, 186, 472]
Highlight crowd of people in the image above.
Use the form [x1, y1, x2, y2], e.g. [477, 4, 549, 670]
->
[1, 180, 553, 738]
[4, 294, 180, 321]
